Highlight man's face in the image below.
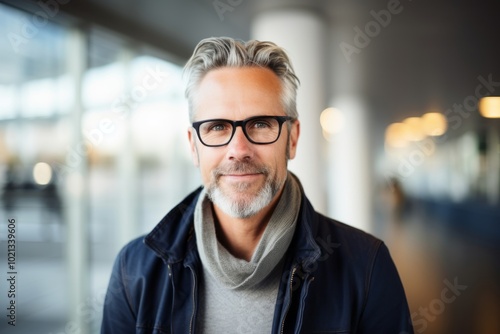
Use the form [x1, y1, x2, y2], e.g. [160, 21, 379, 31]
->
[187, 67, 300, 218]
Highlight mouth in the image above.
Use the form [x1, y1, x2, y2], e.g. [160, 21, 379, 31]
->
[213, 162, 268, 184]
[221, 173, 263, 181]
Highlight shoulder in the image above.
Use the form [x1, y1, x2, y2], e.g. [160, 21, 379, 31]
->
[114, 186, 203, 273]
[114, 236, 158, 274]
[315, 212, 384, 254]
[110, 235, 171, 302]
[118, 235, 148, 258]
[306, 212, 395, 283]
[298, 191, 383, 259]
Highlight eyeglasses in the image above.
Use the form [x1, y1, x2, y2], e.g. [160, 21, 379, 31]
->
[192, 115, 294, 147]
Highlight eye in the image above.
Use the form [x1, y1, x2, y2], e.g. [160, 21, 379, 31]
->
[249, 119, 273, 129]
[211, 123, 227, 131]
[205, 121, 230, 132]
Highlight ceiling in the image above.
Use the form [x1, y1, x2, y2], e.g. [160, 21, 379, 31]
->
[4, 0, 500, 138]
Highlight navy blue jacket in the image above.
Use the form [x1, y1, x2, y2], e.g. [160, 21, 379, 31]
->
[101, 187, 414, 333]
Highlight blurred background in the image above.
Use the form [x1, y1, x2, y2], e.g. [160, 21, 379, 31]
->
[0, 0, 499, 333]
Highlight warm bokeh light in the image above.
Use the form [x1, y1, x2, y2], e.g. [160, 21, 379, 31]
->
[421, 112, 447, 136]
[479, 96, 500, 118]
[403, 117, 426, 141]
[33, 162, 53, 185]
[385, 122, 410, 148]
[320, 107, 345, 135]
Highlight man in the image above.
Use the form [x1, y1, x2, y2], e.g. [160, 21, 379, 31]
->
[101, 37, 413, 333]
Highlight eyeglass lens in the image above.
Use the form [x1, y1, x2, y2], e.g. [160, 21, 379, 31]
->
[199, 117, 281, 145]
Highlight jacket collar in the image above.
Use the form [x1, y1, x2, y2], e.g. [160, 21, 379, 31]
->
[288, 192, 322, 269]
[144, 186, 203, 264]
[144, 182, 322, 266]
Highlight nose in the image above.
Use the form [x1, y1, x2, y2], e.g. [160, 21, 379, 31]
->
[226, 126, 254, 161]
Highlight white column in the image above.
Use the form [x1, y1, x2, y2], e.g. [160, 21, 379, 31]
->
[324, 19, 373, 233]
[327, 96, 372, 232]
[252, 9, 327, 213]
[64, 27, 90, 334]
[117, 47, 140, 249]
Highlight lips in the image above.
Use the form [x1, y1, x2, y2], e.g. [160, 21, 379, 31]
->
[222, 173, 262, 180]
[213, 162, 268, 180]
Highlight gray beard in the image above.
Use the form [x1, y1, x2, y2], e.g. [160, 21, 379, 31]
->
[207, 180, 275, 218]
[206, 163, 284, 218]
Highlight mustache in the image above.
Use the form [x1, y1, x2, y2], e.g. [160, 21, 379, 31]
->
[212, 161, 269, 178]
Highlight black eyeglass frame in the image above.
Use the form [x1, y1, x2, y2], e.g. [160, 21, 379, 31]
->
[192, 115, 295, 147]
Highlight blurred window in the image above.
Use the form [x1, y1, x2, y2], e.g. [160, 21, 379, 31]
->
[0, 3, 198, 333]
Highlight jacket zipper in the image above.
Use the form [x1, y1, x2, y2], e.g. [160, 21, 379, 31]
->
[294, 275, 315, 332]
[188, 265, 197, 334]
[168, 264, 174, 334]
[280, 265, 298, 334]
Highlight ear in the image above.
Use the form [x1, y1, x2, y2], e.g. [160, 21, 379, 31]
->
[187, 127, 200, 167]
[288, 120, 300, 160]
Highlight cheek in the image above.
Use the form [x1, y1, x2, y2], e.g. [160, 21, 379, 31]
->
[198, 150, 220, 181]
[198, 157, 212, 177]
[266, 145, 288, 172]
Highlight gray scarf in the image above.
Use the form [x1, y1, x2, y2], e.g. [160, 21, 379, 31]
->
[194, 173, 302, 290]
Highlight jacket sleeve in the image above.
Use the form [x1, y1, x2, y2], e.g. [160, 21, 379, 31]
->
[101, 246, 137, 334]
[357, 242, 414, 334]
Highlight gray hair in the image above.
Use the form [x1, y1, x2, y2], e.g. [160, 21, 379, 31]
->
[183, 37, 300, 122]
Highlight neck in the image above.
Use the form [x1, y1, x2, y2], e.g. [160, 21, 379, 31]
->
[212, 187, 283, 261]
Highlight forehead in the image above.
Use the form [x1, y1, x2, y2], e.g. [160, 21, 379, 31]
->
[193, 66, 284, 120]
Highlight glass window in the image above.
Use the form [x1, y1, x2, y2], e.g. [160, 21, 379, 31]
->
[0, 4, 198, 333]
